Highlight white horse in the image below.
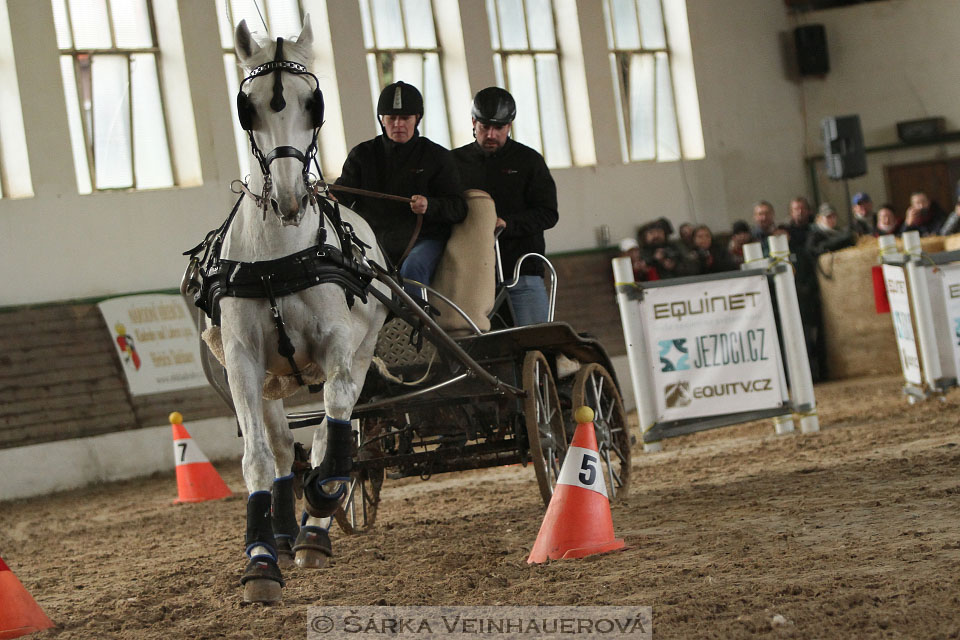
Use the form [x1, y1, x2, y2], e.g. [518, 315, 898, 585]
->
[214, 18, 388, 603]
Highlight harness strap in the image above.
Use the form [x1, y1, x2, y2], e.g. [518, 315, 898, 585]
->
[261, 275, 306, 386]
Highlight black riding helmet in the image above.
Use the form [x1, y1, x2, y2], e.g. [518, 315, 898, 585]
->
[471, 87, 516, 125]
[377, 81, 423, 121]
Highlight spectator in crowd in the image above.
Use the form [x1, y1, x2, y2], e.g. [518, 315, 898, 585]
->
[902, 191, 945, 236]
[875, 203, 902, 236]
[618, 237, 658, 282]
[851, 192, 875, 236]
[638, 218, 691, 279]
[751, 200, 777, 245]
[337, 81, 466, 299]
[453, 87, 558, 325]
[786, 196, 814, 252]
[727, 220, 754, 267]
[678, 222, 696, 250]
[806, 202, 855, 258]
[938, 186, 960, 236]
[690, 224, 735, 274]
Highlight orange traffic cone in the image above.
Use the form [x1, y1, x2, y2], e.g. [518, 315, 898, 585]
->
[0, 556, 54, 639]
[527, 406, 625, 563]
[170, 412, 232, 503]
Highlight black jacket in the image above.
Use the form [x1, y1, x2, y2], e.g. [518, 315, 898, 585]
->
[336, 132, 466, 265]
[452, 139, 558, 277]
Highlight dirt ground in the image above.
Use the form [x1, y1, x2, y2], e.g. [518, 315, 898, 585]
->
[2, 374, 959, 639]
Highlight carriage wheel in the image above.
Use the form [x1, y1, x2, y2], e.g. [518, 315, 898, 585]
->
[571, 363, 631, 500]
[523, 350, 569, 506]
[334, 419, 384, 534]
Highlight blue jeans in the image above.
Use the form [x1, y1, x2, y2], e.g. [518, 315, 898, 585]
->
[508, 275, 549, 326]
[400, 236, 446, 299]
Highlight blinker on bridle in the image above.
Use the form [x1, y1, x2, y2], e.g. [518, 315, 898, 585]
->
[236, 36, 325, 211]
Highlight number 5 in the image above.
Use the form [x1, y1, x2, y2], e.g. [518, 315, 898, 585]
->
[579, 453, 597, 486]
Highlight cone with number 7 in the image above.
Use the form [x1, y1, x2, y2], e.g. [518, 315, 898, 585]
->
[170, 412, 232, 503]
[527, 406, 625, 563]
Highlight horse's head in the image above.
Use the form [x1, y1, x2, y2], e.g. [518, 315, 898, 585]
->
[235, 17, 322, 226]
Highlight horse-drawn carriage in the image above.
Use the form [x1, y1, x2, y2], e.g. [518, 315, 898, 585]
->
[196, 186, 632, 533]
[183, 17, 630, 603]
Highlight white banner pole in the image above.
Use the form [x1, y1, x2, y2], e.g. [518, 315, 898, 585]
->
[902, 231, 943, 392]
[742, 242, 794, 436]
[612, 257, 662, 453]
[768, 235, 819, 433]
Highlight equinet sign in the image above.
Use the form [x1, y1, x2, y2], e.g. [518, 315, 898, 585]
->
[651, 291, 763, 321]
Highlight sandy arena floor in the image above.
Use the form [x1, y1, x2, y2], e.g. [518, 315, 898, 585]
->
[1, 374, 959, 639]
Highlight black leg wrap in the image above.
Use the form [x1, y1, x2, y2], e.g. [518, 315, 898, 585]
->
[272, 475, 300, 541]
[245, 491, 277, 559]
[303, 418, 354, 518]
[292, 526, 332, 558]
[240, 557, 285, 587]
[272, 476, 299, 563]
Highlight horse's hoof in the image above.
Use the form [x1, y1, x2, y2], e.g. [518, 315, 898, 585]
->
[240, 557, 284, 604]
[303, 473, 347, 518]
[243, 578, 283, 604]
[292, 526, 332, 569]
[295, 548, 330, 569]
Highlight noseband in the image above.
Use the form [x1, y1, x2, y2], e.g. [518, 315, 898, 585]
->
[237, 38, 324, 216]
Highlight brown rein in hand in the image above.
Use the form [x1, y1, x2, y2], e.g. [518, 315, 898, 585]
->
[320, 183, 423, 266]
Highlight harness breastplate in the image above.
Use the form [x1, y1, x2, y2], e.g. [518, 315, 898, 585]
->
[185, 195, 374, 327]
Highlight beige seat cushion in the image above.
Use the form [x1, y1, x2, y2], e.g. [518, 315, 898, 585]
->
[431, 189, 497, 334]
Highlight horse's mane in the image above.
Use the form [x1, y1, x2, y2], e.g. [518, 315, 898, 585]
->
[238, 30, 312, 70]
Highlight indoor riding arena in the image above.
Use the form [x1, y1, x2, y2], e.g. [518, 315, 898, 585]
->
[2, 1, 960, 639]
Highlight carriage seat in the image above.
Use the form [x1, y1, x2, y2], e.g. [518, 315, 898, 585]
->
[430, 189, 497, 335]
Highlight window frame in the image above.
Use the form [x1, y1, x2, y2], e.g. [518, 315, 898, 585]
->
[603, 0, 684, 163]
[358, 0, 453, 148]
[55, 0, 176, 192]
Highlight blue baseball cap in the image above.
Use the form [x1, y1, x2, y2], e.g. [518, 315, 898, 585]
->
[852, 192, 871, 205]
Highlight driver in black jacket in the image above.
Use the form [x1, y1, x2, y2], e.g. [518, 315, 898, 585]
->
[336, 81, 466, 297]
[452, 87, 559, 325]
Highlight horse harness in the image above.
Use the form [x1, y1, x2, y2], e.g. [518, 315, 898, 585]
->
[183, 193, 376, 386]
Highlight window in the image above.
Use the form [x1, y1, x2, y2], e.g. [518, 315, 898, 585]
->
[53, 0, 175, 193]
[603, 0, 704, 162]
[359, 0, 451, 148]
[485, 0, 572, 168]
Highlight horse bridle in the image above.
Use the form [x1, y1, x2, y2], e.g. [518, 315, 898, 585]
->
[236, 37, 325, 216]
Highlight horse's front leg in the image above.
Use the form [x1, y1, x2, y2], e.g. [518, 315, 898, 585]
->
[225, 342, 286, 604]
[263, 399, 299, 569]
[297, 345, 360, 566]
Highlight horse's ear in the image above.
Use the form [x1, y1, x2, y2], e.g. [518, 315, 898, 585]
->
[296, 14, 313, 51]
[235, 19, 261, 65]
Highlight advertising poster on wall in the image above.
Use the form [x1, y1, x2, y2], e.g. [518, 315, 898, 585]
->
[639, 274, 787, 423]
[98, 294, 207, 396]
[881, 264, 923, 386]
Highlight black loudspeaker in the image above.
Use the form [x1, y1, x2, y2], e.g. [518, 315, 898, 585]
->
[821, 115, 867, 180]
[794, 24, 829, 76]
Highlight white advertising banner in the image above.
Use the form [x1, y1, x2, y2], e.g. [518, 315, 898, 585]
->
[97, 294, 207, 396]
[881, 264, 923, 386]
[935, 262, 960, 380]
[639, 274, 786, 422]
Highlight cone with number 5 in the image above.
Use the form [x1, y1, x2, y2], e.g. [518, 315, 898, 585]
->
[170, 412, 232, 503]
[527, 406, 625, 563]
